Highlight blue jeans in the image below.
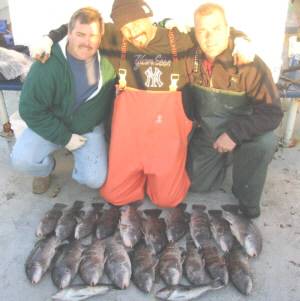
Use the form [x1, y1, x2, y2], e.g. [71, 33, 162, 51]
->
[11, 124, 107, 189]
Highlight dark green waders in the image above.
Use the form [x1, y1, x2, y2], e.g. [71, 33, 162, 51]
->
[187, 85, 278, 217]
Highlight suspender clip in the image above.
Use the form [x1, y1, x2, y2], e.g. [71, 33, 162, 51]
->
[169, 73, 180, 91]
[118, 68, 127, 89]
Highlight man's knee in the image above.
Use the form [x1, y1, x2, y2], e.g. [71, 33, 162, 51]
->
[190, 168, 226, 193]
[257, 131, 277, 149]
[190, 180, 219, 193]
[86, 177, 106, 189]
[79, 170, 107, 189]
[150, 187, 188, 208]
[73, 169, 107, 189]
[242, 132, 278, 162]
[11, 149, 33, 173]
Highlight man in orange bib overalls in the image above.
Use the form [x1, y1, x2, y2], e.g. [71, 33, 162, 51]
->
[100, 0, 193, 207]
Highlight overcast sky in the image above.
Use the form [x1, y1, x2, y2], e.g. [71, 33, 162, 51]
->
[8, 0, 290, 80]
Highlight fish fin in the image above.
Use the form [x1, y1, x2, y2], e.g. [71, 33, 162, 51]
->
[208, 209, 223, 217]
[143, 208, 162, 218]
[221, 204, 239, 213]
[192, 204, 207, 212]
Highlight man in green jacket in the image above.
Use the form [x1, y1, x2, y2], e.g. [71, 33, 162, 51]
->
[11, 7, 116, 194]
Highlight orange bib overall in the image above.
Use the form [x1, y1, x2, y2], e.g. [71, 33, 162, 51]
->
[100, 87, 191, 207]
[100, 32, 192, 207]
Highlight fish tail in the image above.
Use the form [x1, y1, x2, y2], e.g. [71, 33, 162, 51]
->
[192, 204, 207, 212]
[130, 200, 143, 209]
[221, 204, 240, 214]
[177, 203, 187, 211]
[53, 203, 67, 210]
[92, 203, 105, 211]
[143, 208, 162, 218]
[73, 200, 84, 209]
[208, 209, 223, 217]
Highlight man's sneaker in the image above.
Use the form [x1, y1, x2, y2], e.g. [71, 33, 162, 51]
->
[32, 158, 56, 194]
[32, 175, 51, 194]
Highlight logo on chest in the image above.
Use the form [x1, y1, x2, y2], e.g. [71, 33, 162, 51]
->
[133, 54, 172, 88]
[145, 67, 163, 88]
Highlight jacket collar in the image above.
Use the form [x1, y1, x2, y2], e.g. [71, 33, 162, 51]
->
[57, 37, 103, 97]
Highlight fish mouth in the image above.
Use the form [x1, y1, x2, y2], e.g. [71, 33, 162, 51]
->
[120, 279, 130, 289]
[31, 270, 42, 284]
[27, 263, 43, 284]
[164, 268, 181, 286]
[60, 273, 72, 288]
[35, 229, 44, 238]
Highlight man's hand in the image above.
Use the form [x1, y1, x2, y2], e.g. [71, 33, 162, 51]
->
[65, 134, 87, 151]
[29, 36, 53, 63]
[213, 133, 236, 153]
[164, 19, 191, 34]
[232, 37, 255, 65]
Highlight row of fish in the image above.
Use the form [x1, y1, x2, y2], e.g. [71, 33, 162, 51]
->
[26, 201, 263, 300]
[25, 233, 253, 300]
[35, 201, 262, 258]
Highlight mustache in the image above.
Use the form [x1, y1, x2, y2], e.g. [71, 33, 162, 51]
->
[78, 45, 93, 50]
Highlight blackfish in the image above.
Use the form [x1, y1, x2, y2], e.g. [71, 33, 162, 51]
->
[52, 240, 84, 289]
[26, 200, 264, 299]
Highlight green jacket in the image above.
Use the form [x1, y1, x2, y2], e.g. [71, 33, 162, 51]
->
[19, 42, 116, 146]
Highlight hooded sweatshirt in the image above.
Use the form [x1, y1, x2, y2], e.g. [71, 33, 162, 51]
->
[19, 40, 116, 145]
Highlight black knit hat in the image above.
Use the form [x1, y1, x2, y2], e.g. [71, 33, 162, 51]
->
[111, 0, 153, 29]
